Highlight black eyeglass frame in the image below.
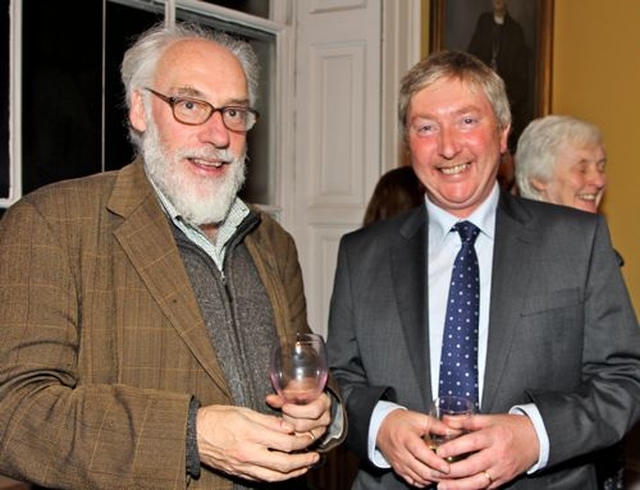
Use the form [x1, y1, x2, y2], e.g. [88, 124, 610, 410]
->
[144, 87, 260, 132]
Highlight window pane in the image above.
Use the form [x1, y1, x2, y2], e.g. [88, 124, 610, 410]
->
[18, 0, 275, 208]
[198, 1, 269, 19]
[21, 1, 103, 194]
[104, 2, 164, 171]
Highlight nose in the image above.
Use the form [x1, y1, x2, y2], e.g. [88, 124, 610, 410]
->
[586, 166, 607, 188]
[199, 110, 231, 148]
[438, 125, 460, 159]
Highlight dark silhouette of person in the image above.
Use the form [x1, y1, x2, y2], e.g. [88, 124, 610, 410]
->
[363, 166, 425, 226]
[468, 0, 532, 152]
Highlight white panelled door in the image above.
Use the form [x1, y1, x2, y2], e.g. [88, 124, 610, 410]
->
[291, 1, 422, 337]
[293, 0, 382, 337]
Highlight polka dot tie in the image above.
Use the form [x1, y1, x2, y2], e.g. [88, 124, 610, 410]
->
[439, 221, 480, 408]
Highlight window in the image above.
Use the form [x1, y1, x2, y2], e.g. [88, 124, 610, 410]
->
[21, 2, 105, 194]
[3, 0, 290, 215]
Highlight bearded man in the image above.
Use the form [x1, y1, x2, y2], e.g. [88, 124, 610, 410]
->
[0, 22, 344, 490]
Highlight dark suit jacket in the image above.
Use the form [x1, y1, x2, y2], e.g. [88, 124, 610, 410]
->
[327, 191, 640, 489]
[0, 159, 343, 489]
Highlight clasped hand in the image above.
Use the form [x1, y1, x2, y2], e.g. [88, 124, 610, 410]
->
[195, 392, 331, 482]
[377, 409, 539, 489]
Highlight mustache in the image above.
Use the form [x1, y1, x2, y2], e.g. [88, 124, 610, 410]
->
[174, 147, 237, 163]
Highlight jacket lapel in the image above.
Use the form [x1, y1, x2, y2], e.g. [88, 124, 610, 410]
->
[107, 161, 231, 397]
[481, 193, 540, 412]
[391, 207, 433, 408]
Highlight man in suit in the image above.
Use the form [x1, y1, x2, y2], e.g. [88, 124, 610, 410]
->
[0, 22, 344, 489]
[326, 50, 640, 489]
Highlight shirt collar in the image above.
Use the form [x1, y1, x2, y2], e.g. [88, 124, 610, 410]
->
[426, 182, 499, 245]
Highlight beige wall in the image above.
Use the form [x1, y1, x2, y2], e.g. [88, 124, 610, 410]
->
[553, 0, 640, 313]
[554, 0, 640, 469]
[422, 0, 640, 313]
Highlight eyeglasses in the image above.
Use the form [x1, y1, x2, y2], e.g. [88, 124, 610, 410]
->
[144, 88, 259, 132]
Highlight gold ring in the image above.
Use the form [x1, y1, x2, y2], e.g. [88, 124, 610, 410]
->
[483, 471, 493, 484]
[308, 430, 316, 441]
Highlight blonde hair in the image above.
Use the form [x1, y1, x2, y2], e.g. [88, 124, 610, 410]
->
[398, 50, 511, 142]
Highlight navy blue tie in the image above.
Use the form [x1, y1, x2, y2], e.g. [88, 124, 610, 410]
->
[439, 221, 480, 407]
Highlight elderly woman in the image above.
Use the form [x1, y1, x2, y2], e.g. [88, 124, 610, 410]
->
[514, 114, 606, 214]
[515, 114, 623, 490]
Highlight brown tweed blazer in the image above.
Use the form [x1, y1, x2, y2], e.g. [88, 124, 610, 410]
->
[0, 159, 336, 489]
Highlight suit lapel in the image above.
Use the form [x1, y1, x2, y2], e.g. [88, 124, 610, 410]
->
[391, 208, 433, 408]
[481, 193, 540, 412]
[108, 162, 231, 397]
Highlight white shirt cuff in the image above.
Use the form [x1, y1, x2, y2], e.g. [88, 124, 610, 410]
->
[368, 401, 407, 468]
[510, 403, 549, 473]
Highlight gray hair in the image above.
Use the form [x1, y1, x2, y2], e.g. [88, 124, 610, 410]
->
[515, 115, 603, 200]
[398, 50, 511, 142]
[120, 22, 259, 150]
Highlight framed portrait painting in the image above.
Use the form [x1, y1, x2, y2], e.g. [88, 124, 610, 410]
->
[429, 0, 553, 151]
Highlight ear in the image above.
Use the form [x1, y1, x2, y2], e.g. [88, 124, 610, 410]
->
[129, 90, 147, 133]
[530, 177, 548, 192]
[499, 123, 511, 154]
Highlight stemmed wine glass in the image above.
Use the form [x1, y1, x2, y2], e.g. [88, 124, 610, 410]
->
[270, 332, 328, 405]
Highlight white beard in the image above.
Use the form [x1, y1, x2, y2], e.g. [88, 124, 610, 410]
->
[142, 119, 246, 227]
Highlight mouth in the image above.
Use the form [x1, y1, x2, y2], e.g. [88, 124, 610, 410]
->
[439, 162, 470, 175]
[189, 157, 229, 169]
[577, 193, 598, 202]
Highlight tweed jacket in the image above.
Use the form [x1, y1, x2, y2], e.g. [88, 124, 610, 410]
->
[327, 190, 640, 489]
[0, 160, 340, 489]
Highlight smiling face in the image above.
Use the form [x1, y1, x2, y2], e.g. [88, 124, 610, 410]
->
[129, 38, 249, 227]
[533, 141, 607, 214]
[407, 77, 509, 218]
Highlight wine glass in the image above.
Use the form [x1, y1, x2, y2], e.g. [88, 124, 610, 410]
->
[270, 332, 328, 405]
[426, 395, 475, 462]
